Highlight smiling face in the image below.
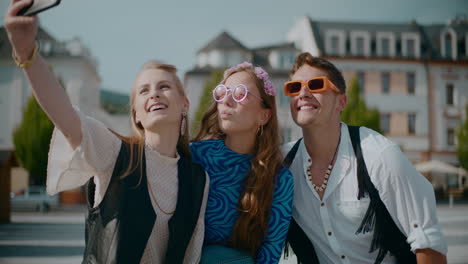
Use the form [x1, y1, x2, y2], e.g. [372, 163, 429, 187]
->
[132, 68, 188, 133]
[290, 65, 346, 128]
[217, 71, 271, 135]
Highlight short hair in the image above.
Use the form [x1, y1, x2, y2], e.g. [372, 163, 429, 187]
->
[290, 52, 346, 94]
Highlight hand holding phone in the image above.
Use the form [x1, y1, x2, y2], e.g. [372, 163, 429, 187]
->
[18, 0, 61, 16]
[4, 0, 39, 60]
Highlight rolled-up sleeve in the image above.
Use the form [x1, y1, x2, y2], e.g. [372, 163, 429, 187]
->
[47, 108, 121, 207]
[370, 145, 448, 255]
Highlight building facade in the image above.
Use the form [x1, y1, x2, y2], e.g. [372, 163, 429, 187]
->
[184, 16, 468, 171]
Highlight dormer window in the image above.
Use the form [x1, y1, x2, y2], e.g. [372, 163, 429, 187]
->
[406, 39, 415, 57]
[325, 30, 345, 56]
[356, 37, 365, 56]
[279, 51, 295, 69]
[350, 31, 370, 57]
[401, 33, 420, 58]
[330, 36, 340, 55]
[441, 28, 457, 60]
[376, 32, 396, 57]
[445, 33, 452, 58]
[381, 38, 390, 56]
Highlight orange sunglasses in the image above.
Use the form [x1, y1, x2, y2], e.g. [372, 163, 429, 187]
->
[283, 76, 341, 96]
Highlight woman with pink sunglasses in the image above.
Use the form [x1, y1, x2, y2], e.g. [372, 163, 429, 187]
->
[191, 62, 294, 263]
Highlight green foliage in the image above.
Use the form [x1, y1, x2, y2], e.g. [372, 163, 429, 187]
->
[341, 76, 381, 133]
[13, 96, 54, 185]
[457, 104, 468, 170]
[191, 70, 224, 134]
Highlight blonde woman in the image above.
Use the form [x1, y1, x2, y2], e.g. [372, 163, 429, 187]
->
[191, 62, 294, 263]
[4, 1, 208, 263]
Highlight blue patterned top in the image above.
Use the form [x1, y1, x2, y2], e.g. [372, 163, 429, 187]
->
[190, 139, 294, 264]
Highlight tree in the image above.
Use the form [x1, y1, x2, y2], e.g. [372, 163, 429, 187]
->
[457, 104, 468, 171]
[191, 70, 224, 134]
[13, 96, 54, 186]
[341, 76, 381, 133]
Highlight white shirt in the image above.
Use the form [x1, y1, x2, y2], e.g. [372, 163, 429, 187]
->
[281, 123, 447, 264]
[46, 109, 209, 264]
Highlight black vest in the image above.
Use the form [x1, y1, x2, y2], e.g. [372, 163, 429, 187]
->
[82, 141, 206, 264]
[283, 126, 416, 264]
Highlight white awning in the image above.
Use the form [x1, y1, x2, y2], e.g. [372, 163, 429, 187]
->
[415, 160, 467, 176]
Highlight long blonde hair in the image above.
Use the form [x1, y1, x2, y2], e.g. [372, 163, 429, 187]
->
[115, 61, 190, 180]
[193, 66, 282, 256]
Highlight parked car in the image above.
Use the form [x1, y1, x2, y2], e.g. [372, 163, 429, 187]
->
[10, 185, 59, 212]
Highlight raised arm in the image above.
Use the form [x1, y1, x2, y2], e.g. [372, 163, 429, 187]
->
[4, 0, 82, 149]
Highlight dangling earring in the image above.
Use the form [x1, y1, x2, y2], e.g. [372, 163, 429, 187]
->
[257, 125, 263, 136]
[180, 112, 187, 136]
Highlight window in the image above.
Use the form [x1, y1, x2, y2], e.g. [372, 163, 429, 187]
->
[377, 33, 395, 57]
[447, 128, 455, 146]
[407, 72, 415, 95]
[381, 38, 390, 57]
[444, 33, 452, 59]
[357, 72, 365, 93]
[446, 83, 454, 105]
[402, 33, 420, 58]
[351, 31, 370, 56]
[408, 113, 416, 135]
[279, 52, 295, 69]
[330, 36, 340, 55]
[397, 32, 421, 58]
[396, 41, 402, 56]
[325, 31, 345, 56]
[381, 72, 390, 94]
[381, 114, 390, 134]
[356, 37, 365, 56]
[406, 39, 415, 58]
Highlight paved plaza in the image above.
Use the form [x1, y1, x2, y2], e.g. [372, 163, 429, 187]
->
[0, 204, 467, 264]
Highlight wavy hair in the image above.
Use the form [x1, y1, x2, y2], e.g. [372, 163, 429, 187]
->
[193, 65, 282, 256]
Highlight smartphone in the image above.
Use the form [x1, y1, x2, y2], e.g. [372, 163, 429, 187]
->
[18, 0, 61, 16]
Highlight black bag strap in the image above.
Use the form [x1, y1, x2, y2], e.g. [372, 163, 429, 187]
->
[285, 218, 320, 264]
[283, 138, 303, 169]
[348, 125, 416, 264]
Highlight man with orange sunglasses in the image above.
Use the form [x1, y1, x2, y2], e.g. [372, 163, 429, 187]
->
[281, 52, 447, 264]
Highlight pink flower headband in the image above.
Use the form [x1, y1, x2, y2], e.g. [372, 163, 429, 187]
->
[223, 62, 276, 96]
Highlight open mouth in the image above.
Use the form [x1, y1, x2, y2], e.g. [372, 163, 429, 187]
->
[297, 104, 318, 111]
[147, 103, 168, 112]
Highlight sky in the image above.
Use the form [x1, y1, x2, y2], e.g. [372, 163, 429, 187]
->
[1, 0, 467, 94]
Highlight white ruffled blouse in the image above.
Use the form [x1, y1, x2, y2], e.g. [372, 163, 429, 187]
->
[46, 110, 208, 264]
